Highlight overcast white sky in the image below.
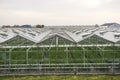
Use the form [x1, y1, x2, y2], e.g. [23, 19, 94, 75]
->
[0, 0, 120, 25]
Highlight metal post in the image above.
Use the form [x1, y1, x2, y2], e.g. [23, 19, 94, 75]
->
[9, 48, 14, 64]
[82, 47, 86, 66]
[56, 36, 59, 63]
[26, 44, 36, 64]
[4, 48, 7, 64]
[26, 48, 31, 64]
[65, 47, 69, 64]
[26, 49, 29, 64]
[56, 36, 58, 46]
[112, 43, 115, 74]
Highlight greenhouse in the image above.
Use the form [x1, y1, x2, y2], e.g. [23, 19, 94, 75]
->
[0, 25, 120, 76]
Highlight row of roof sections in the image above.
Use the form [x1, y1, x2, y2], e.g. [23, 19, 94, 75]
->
[0, 23, 120, 44]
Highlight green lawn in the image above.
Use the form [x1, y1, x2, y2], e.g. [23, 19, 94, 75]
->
[0, 76, 120, 80]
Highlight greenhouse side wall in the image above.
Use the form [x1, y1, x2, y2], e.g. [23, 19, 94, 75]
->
[0, 27, 120, 76]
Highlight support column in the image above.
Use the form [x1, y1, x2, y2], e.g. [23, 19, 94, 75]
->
[65, 47, 69, 64]
[9, 49, 13, 64]
[56, 36, 58, 46]
[112, 43, 115, 74]
[26, 47, 32, 64]
[26, 50, 29, 64]
[4, 48, 7, 64]
[82, 47, 86, 66]
[97, 46, 105, 63]
[55, 36, 59, 63]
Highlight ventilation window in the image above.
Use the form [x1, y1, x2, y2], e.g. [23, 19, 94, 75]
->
[76, 32, 81, 35]
[114, 35, 120, 39]
[28, 33, 36, 37]
[100, 32, 106, 35]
